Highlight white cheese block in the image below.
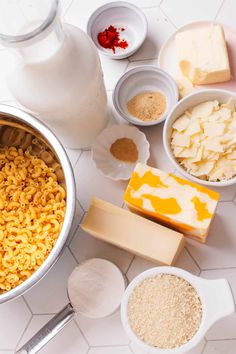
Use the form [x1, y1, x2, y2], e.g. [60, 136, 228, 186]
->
[81, 198, 185, 266]
[176, 25, 231, 85]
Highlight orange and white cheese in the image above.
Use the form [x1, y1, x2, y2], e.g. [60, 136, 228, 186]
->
[171, 98, 236, 181]
[124, 163, 219, 243]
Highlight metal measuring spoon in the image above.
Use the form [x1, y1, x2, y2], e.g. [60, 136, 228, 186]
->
[16, 258, 126, 354]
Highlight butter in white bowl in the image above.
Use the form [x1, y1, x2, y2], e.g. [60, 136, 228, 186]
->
[176, 24, 231, 85]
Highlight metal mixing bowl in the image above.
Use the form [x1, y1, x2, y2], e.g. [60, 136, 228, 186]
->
[0, 104, 76, 304]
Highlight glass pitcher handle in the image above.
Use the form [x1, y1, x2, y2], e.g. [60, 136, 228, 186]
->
[16, 303, 75, 354]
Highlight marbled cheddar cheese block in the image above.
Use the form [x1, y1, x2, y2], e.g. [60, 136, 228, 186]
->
[124, 163, 220, 243]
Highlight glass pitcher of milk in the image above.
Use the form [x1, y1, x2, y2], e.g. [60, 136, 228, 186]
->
[0, 0, 109, 149]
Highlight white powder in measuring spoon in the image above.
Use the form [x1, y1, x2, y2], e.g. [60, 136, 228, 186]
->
[67, 258, 126, 318]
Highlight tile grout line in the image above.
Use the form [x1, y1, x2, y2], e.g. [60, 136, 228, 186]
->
[61, 0, 75, 20]
[123, 59, 131, 74]
[233, 190, 236, 201]
[14, 313, 33, 352]
[206, 336, 236, 342]
[73, 318, 90, 348]
[67, 212, 81, 246]
[89, 343, 130, 348]
[68, 214, 85, 248]
[129, 346, 135, 354]
[31, 312, 57, 316]
[76, 198, 85, 213]
[158, 4, 178, 29]
[201, 338, 207, 353]
[67, 243, 79, 264]
[76, 206, 85, 225]
[73, 318, 94, 350]
[0, 349, 17, 352]
[125, 255, 136, 277]
[72, 149, 83, 169]
[201, 266, 236, 272]
[73, 149, 83, 169]
[129, 56, 159, 63]
[185, 246, 201, 273]
[207, 338, 236, 342]
[22, 295, 33, 315]
[214, 0, 226, 20]
[68, 240, 80, 264]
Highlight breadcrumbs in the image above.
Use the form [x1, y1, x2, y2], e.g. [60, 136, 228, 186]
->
[127, 274, 202, 349]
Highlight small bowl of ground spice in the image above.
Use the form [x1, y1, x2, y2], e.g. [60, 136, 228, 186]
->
[121, 266, 235, 354]
[113, 66, 179, 125]
[92, 124, 150, 180]
[87, 2, 147, 59]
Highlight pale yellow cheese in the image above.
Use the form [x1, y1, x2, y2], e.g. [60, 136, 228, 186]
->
[171, 98, 236, 181]
[176, 25, 231, 85]
[176, 76, 196, 98]
[81, 198, 185, 266]
[172, 114, 190, 132]
[191, 101, 215, 118]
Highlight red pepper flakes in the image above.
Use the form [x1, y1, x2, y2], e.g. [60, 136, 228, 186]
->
[97, 25, 128, 53]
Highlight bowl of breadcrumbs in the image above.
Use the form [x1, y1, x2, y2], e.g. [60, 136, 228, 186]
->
[121, 266, 235, 354]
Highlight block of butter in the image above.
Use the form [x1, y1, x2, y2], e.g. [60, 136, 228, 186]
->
[124, 164, 220, 243]
[175, 25, 231, 85]
[81, 198, 185, 266]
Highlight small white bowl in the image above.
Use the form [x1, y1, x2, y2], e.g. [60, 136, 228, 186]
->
[87, 1, 147, 59]
[121, 266, 234, 354]
[163, 89, 236, 187]
[92, 124, 150, 180]
[113, 66, 179, 126]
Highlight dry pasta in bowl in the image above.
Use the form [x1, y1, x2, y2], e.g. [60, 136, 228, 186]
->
[0, 146, 66, 293]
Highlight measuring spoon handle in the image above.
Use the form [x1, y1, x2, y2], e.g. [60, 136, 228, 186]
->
[16, 303, 75, 354]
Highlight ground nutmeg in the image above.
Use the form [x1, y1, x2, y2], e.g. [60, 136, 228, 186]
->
[110, 138, 138, 163]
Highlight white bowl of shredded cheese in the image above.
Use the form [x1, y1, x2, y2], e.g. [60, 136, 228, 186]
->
[121, 266, 234, 354]
[163, 89, 236, 186]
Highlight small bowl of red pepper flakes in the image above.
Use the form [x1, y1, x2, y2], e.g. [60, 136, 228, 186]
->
[87, 1, 147, 59]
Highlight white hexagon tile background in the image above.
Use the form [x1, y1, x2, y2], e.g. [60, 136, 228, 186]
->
[0, 0, 236, 354]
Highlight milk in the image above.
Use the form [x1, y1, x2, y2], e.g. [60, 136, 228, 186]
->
[6, 23, 108, 149]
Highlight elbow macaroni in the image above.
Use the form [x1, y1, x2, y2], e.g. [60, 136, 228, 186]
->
[0, 147, 66, 293]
